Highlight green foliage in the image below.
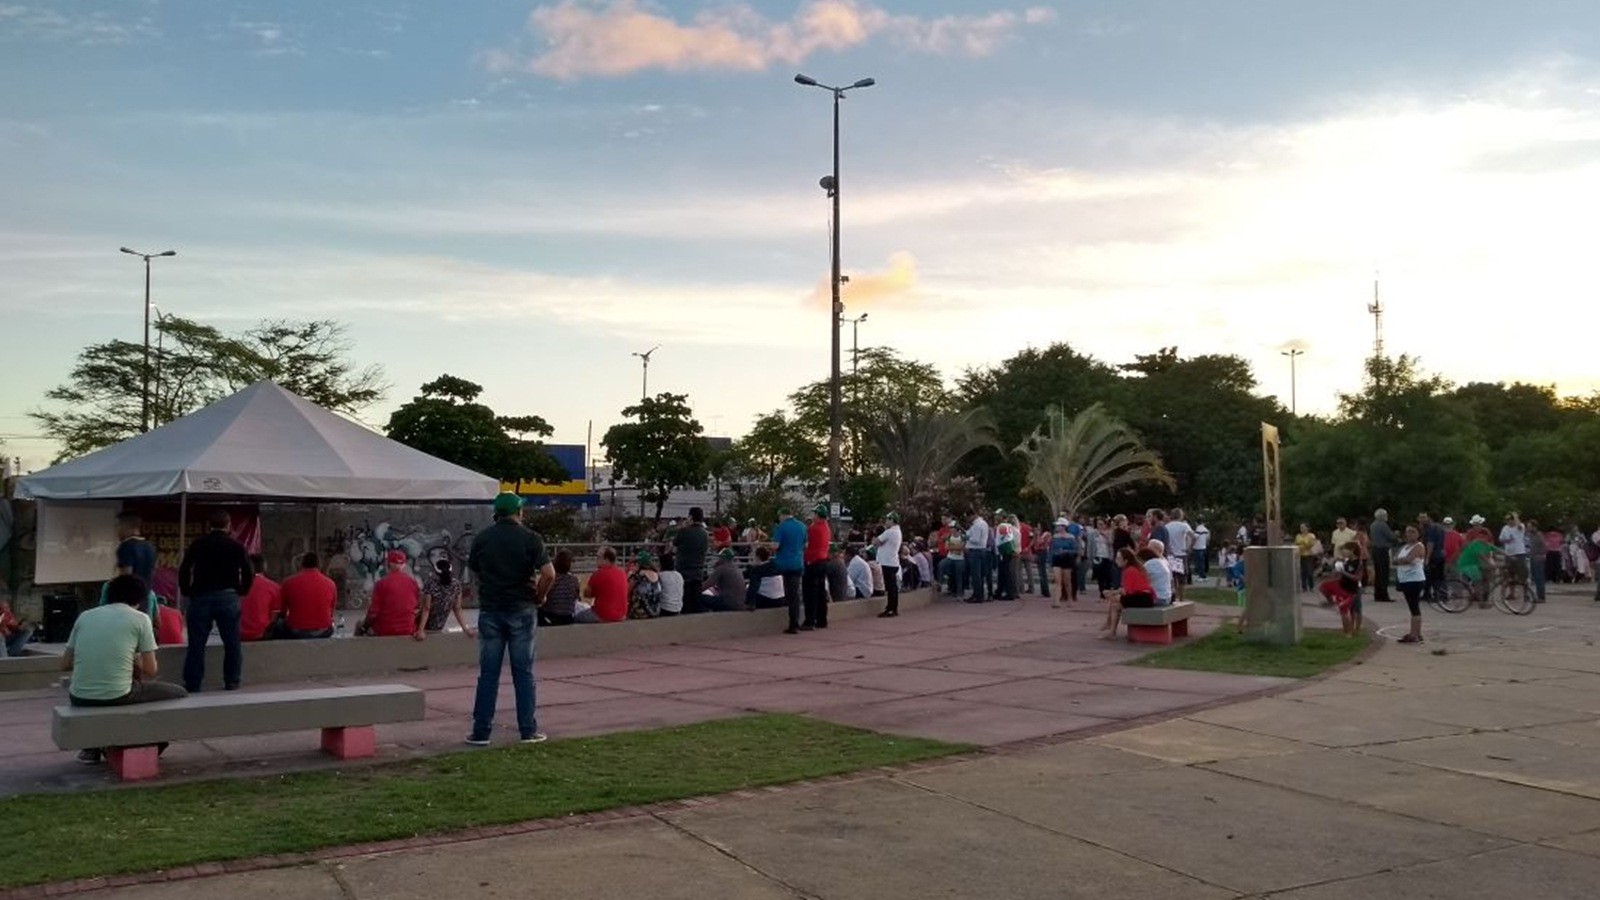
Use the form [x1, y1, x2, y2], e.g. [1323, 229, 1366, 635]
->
[899, 475, 986, 538]
[0, 715, 965, 889]
[520, 505, 584, 542]
[788, 347, 949, 471]
[601, 392, 711, 521]
[601, 515, 655, 544]
[1015, 403, 1176, 515]
[842, 472, 895, 523]
[727, 486, 800, 531]
[866, 406, 998, 501]
[732, 410, 823, 490]
[33, 316, 385, 462]
[384, 375, 566, 483]
[1132, 628, 1370, 678]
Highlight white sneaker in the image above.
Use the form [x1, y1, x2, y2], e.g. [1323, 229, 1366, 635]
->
[520, 733, 548, 744]
[464, 736, 491, 747]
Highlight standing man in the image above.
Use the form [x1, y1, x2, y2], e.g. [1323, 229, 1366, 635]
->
[673, 507, 710, 615]
[465, 492, 554, 746]
[1420, 513, 1446, 601]
[772, 508, 807, 634]
[1369, 509, 1395, 602]
[114, 512, 157, 587]
[1499, 512, 1530, 596]
[994, 510, 1019, 601]
[1165, 508, 1194, 602]
[177, 509, 253, 693]
[802, 504, 832, 630]
[1192, 518, 1211, 582]
[875, 512, 903, 618]
[1330, 517, 1358, 555]
[964, 510, 992, 603]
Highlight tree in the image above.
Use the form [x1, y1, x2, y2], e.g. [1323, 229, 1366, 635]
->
[601, 392, 711, 520]
[33, 315, 384, 462]
[1015, 404, 1176, 515]
[731, 411, 824, 490]
[842, 473, 894, 524]
[866, 406, 998, 501]
[385, 375, 566, 482]
[787, 348, 949, 472]
[900, 475, 987, 538]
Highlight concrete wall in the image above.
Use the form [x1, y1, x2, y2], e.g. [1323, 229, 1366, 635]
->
[1, 590, 935, 693]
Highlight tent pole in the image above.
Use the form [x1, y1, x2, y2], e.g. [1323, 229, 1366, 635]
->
[177, 492, 188, 608]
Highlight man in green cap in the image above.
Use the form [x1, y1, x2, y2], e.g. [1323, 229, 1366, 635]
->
[703, 548, 747, 612]
[803, 503, 833, 629]
[772, 507, 807, 633]
[465, 492, 553, 746]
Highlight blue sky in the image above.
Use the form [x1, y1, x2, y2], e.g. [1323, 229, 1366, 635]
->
[3, 1, 1599, 468]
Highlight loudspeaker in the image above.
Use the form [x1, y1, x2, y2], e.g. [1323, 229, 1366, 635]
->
[41, 593, 81, 644]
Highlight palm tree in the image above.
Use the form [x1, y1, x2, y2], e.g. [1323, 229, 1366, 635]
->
[867, 406, 998, 500]
[1015, 403, 1175, 514]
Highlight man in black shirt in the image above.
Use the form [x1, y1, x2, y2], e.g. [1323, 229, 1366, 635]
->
[673, 507, 710, 614]
[177, 509, 254, 692]
[466, 493, 554, 745]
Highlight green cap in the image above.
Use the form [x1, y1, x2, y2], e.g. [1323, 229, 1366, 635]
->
[777, 506, 792, 517]
[636, 551, 654, 567]
[814, 503, 830, 518]
[719, 548, 736, 560]
[885, 511, 899, 522]
[493, 492, 524, 516]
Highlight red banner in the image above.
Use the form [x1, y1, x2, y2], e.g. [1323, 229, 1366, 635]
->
[123, 502, 261, 599]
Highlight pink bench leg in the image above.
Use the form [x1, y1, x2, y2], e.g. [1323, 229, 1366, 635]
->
[106, 746, 160, 781]
[1171, 618, 1189, 638]
[321, 725, 376, 759]
[1126, 623, 1174, 645]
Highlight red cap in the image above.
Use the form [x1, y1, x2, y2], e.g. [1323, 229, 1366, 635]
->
[385, 550, 408, 566]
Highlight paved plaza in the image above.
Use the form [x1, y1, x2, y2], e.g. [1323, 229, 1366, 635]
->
[9, 586, 1600, 898]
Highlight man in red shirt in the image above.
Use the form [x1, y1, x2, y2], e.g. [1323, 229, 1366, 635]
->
[1442, 517, 1466, 565]
[279, 552, 338, 639]
[155, 598, 186, 645]
[239, 554, 283, 641]
[802, 504, 833, 630]
[576, 546, 628, 622]
[362, 550, 423, 639]
[711, 519, 733, 551]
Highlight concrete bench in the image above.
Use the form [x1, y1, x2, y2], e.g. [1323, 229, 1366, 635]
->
[1122, 601, 1196, 645]
[52, 683, 425, 781]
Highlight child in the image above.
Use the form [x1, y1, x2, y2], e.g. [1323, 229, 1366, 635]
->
[1218, 543, 1242, 588]
[1318, 542, 1364, 636]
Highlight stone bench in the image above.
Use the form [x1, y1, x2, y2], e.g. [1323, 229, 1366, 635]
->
[52, 683, 425, 781]
[1122, 601, 1196, 645]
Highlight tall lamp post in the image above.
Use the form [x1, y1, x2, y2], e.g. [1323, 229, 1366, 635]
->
[631, 345, 660, 401]
[120, 246, 177, 432]
[846, 312, 868, 373]
[1281, 348, 1304, 416]
[795, 72, 874, 513]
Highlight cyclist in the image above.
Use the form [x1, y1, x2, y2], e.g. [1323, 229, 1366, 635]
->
[1454, 538, 1499, 606]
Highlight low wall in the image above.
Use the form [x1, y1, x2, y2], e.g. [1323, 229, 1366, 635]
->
[0, 651, 63, 692]
[1, 590, 935, 693]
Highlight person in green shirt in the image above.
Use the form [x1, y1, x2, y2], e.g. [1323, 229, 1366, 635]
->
[64, 575, 189, 764]
[1455, 540, 1499, 586]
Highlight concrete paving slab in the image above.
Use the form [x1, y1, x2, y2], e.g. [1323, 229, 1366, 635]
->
[693, 653, 880, 678]
[1055, 665, 1292, 694]
[997, 640, 1147, 663]
[857, 633, 1019, 654]
[662, 777, 1236, 900]
[565, 664, 759, 695]
[1090, 717, 1307, 764]
[909, 652, 1101, 678]
[1264, 844, 1600, 900]
[806, 666, 1012, 695]
[84, 865, 345, 899]
[790, 642, 961, 666]
[1512, 720, 1600, 751]
[920, 763, 1506, 894]
[1284, 677, 1404, 699]
[674, 678, 912, 713]
[536, 694, 739, 738]
[1363, 730, 1600, 800]
[1190, 697, 1470, 747]
[949, 678, 1216, 719]
[1293, 686, 1593, 731]
[818, 694, 1113, 745]
[901, 741, 1166, 797]
[1207, 747, 1600, 840]
[532, 656, 663, 679]
[333, 816, 799, 900]
[610, 645, 768, 666]
[1443, 679, 1600, 716]
[1543, 827, 1600, 859]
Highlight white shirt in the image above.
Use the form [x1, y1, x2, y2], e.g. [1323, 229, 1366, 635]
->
[657, 570, 685, 614]
[995, 522, 1018, 554]
[1499, 524, 1528, 556]
[1396, 542, 1427, 582]
[1144, 558, 1174, 603]
[913, 552, 933, 583]
[1237, 525, 1250, 545]
[758, 574, 785, 599]
[967, 517, 991, 551]
[847, 556, 873, 598]
[1164, 520, 1194, 557]
[875, 524, 903, 569]
[1193, 525, 1210, 551]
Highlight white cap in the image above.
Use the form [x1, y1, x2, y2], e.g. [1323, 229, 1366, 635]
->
[1443, 516, 1454, 525]
[1469, 514, 1485, 525]
[1055, 517, 1070, 527]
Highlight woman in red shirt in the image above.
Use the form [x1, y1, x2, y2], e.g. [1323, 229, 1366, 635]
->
[1102, 548, 1155, 639]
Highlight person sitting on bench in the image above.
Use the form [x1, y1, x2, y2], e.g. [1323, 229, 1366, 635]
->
[360, 550, 422, 638]
[63, 574, 189, 764]
[744, 546, 788, 609]
[277, 553, 338, 639]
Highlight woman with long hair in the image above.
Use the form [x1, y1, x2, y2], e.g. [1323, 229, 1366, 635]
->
[420, 557, 475, 638]
[1395, 525, 1427, 644]
[1102, 548, 1156, 640]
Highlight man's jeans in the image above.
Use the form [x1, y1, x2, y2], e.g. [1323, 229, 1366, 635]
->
[941, 557, 966, 595]
[184, 590, 242, 692]
[70, 679, 188, 706]
[997, 552, 1017, 599]
[1035, 555, 1050, 596]
[472, 608, 538, 740]
[1, 626, 33, 658]
[1192, 549, 1209, 580]
[966, 549, 990, 601]
[1530, 552, 1547, 601]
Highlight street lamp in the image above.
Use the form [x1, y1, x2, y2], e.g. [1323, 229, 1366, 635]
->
[795, 72, 875, 513]
[1281, 348, 1305, 416]
[846, 312, 868, 374]
[120, 246, 177, 432]
[631, 345, 660, 401]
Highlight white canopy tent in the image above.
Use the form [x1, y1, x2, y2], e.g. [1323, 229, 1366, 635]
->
[18, 380, 499, 502]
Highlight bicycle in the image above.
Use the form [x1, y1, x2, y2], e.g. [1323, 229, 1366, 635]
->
[1490, 558, 1537, 616]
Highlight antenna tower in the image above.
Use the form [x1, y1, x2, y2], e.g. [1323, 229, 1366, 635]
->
[1366, 275, 1384, 358]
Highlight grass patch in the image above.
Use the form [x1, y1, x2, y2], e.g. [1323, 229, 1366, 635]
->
[0, 714, 965, 889]
[1184, 585, 1243, 606]
[1132, 627, 1370, 678]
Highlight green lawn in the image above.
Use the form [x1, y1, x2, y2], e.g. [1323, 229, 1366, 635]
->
[1184, 585, 1243, 606]
[1131, 628, 1370, 678]
[0, 714, 966, 889]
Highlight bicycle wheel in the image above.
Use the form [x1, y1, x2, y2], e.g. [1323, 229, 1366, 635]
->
[1431, 578, 1471, 613]
[1493, 579, 1536, 615]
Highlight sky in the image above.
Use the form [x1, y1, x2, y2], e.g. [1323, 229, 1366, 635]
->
[3, 0, 1599, 470]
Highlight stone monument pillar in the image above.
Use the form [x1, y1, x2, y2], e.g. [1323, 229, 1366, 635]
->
[1243, 545, 1301, 645]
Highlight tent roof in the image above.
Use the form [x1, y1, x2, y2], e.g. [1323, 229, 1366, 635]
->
[17, 381, 499, 503]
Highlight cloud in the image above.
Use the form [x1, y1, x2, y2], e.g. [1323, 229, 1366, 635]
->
[811, 250, 918, 307]
[486, 0, 1055, 79]
[0, 3, 159, 44]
